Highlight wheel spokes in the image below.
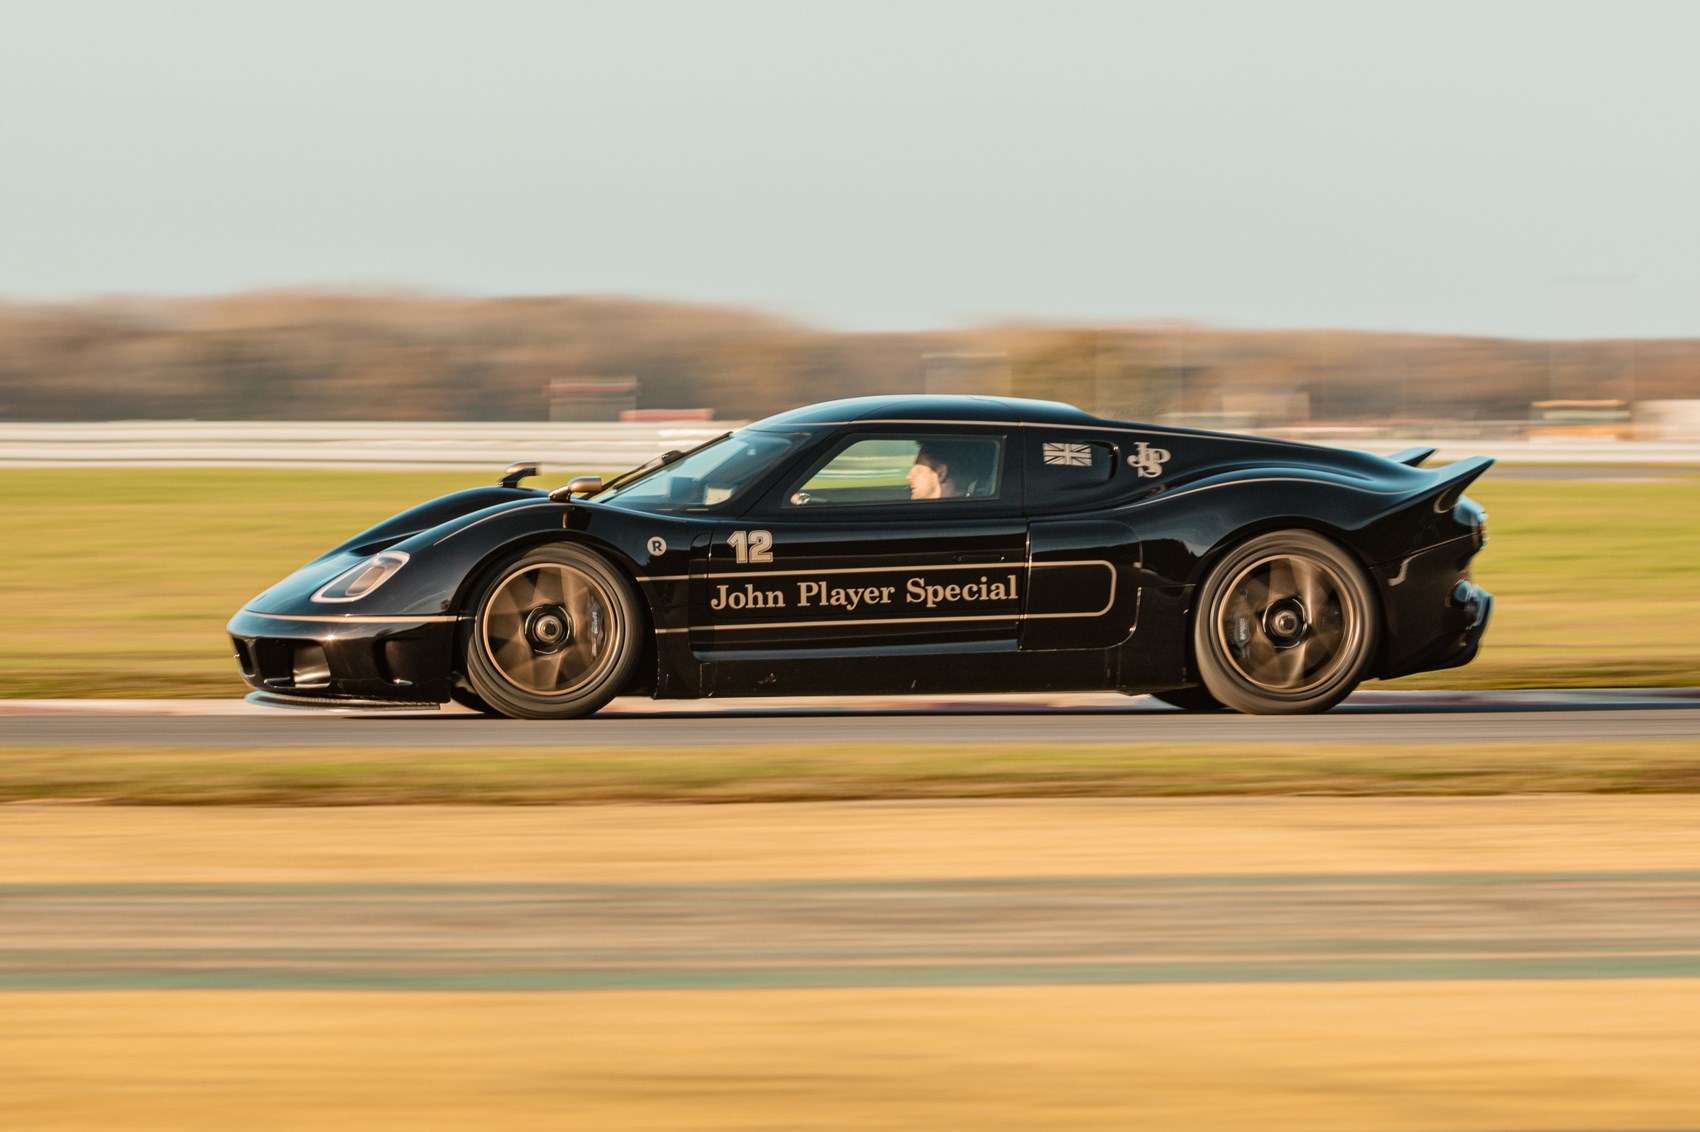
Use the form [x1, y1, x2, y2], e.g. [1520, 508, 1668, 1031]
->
[1238, 573, 1273, 616]
[1297, 634, 1333, 681]
[568, 581, 593, 643]
[1267, 642, 1307, 687]
[533, 566, 565, 606]
[1239, 631, 1280, 684]
[484, 608, 525, 644]
[493, 634, 532, 675]
[486, 581, 525, 623]
[1309, 608, 1345, 655]
[1267, 558, 1299, 603]
[520, 650, 554, 690]
[539, 648, 572, 690]
[1293, 558, 1328, 618]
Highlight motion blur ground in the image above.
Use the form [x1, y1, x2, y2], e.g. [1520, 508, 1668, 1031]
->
[13, 984, 1697, 1132]
[5, 799, 1700, 1131]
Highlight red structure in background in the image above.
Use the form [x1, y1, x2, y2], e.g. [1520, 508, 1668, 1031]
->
[620, 408, 715, 422]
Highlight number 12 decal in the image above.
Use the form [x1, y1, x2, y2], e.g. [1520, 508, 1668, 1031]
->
[728, 529, 774, 564]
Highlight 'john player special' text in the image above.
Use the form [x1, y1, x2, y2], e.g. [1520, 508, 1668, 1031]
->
[709, 573, 1020, 613]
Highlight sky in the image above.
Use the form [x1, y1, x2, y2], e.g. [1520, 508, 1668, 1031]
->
[1, 0, 1695, 339]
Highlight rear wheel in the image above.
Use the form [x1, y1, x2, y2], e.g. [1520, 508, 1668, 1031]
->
[463, 544, 642, 720]
[1192, 530, 1378, 715]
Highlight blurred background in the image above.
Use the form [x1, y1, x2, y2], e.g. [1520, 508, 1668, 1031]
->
[1, 291, 1696, 439]
[2, 0, 1696, 438]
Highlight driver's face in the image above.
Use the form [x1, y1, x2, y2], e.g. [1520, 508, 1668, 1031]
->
[907, 455, 944, 499]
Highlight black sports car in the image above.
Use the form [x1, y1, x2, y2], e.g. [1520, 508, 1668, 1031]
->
[229, 395, 1492, 716]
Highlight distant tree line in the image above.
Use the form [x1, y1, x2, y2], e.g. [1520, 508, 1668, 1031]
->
[0, 291, 1692, 423]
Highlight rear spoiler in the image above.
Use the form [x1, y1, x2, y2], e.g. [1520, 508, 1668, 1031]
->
[1417, 455, 1494, 512]
[1388, 446, 1438, 467]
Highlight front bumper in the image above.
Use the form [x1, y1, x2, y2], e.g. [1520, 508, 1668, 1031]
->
[227, 609, 460, 704]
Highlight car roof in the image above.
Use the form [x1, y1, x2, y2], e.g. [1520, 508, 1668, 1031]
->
[751, 395, 1101, 428]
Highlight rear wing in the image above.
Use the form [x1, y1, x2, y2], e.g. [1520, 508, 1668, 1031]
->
[1417, 455, 1494, 511]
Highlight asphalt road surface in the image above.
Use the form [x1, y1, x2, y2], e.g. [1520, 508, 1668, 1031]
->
[3, 689, 1698, 748]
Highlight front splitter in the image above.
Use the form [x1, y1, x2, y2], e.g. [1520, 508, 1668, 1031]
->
[244, 690, 442, 713]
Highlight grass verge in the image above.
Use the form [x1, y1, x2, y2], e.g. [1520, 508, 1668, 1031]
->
[4, 742, 1699, 804]
[4, 469, 1699, 696]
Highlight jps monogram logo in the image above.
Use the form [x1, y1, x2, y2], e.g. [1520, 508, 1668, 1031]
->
[1127, 441, 1172, 478]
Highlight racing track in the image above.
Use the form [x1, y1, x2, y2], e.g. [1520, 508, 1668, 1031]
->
[3, 689, 1698, 747]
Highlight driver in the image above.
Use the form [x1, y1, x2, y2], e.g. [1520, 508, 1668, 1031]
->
[908, 441, 980, 500]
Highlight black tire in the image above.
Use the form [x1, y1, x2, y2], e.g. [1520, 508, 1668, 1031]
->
[1150, 687, 1226, 712]
[462, 544, 643, 720]
[1192, 530, 1378, 715]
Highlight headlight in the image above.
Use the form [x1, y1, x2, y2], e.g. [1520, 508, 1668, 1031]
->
[311, 551, 410, 603]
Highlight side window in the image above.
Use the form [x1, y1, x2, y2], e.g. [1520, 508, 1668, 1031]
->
[787, 435, 1004, 507]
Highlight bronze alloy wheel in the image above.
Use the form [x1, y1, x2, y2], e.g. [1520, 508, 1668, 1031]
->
[463, 544, 642, 719]
[1192, 530, 1379, 714]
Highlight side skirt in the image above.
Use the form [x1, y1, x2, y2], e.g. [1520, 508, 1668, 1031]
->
[699, 645, 1122, 698]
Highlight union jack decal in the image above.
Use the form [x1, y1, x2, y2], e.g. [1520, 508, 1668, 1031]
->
[1042, 442, 1093, 467]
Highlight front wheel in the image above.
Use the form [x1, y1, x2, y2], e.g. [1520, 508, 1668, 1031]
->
[462, 544, 643, 720]
[1192, 530, 1378, 715]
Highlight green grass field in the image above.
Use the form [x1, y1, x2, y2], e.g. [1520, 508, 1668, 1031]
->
[3, 468, 1698, 698]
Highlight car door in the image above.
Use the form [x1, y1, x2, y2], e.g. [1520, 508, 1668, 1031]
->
[1018, 427, 1145, 651]
[690, 426, 1027, 655]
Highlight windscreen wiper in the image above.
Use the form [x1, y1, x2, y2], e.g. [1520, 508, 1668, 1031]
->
[593, 431, 731, 496]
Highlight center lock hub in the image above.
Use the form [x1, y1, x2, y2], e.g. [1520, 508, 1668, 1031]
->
[524, 606, 573, 653]
[1263, 598, 1308, 647]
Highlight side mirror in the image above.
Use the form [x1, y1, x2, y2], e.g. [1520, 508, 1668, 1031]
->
[548, 475, 604, 502]
[499, 462, 540, 488]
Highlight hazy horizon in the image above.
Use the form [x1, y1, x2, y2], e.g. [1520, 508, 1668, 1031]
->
[3, 1, 1695, 340]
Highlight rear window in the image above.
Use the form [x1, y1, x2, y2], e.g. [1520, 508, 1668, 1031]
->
[1024, 435, 1127, 508]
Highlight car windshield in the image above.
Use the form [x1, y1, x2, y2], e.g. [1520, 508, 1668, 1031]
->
[594, 429, 805, 512]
